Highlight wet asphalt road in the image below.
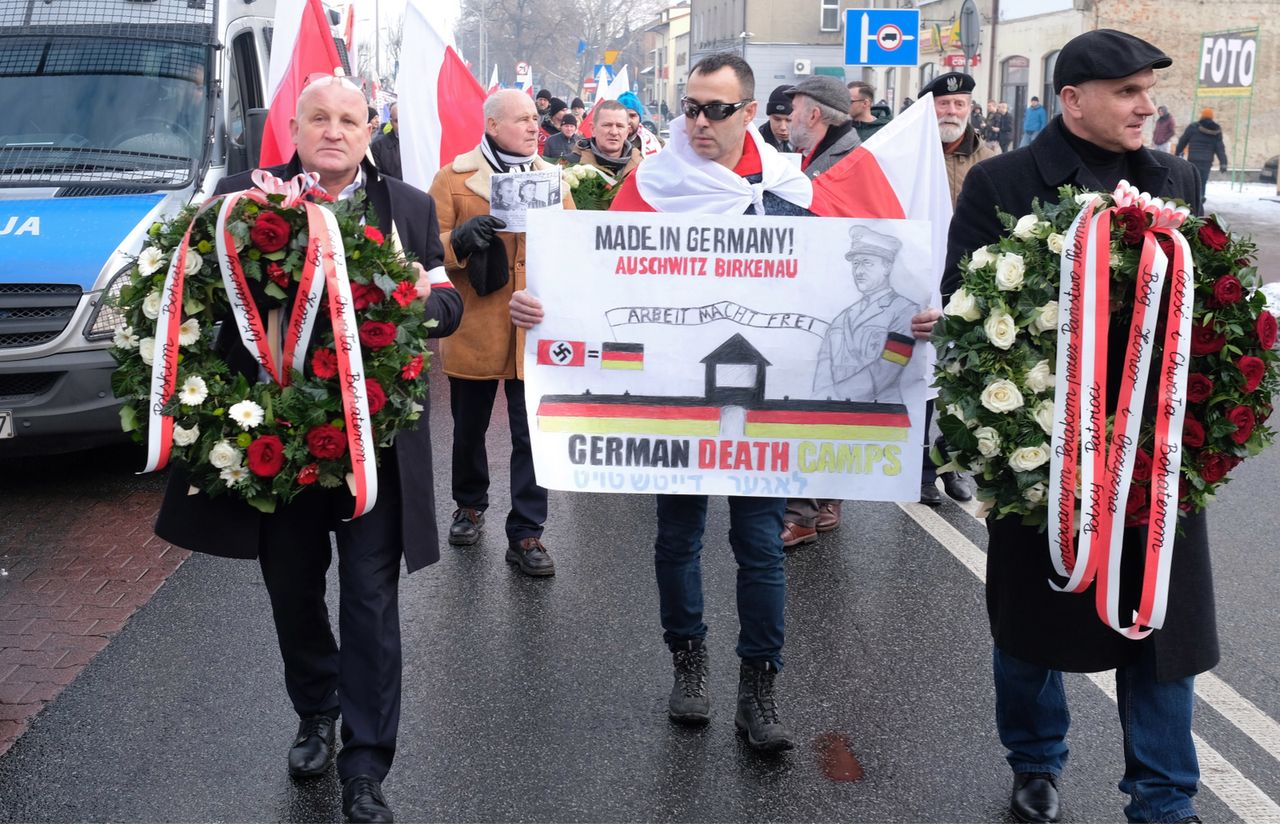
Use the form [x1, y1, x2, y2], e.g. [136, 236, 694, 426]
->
[0, 364, 1276, 823]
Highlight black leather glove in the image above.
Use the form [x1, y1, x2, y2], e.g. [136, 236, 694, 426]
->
[450, 214, 507, 260]
[468, 243, 511, 297]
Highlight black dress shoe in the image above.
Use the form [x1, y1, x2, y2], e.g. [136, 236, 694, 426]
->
[342, 775, 394, 823]
[919, 482, 943, 506]
[1010, 772, 1060, 823]
[448, 507, 484, 546]
[939, 470, 973, 501]
[287, 715, 336, 778]
[506, 537, 555, 577]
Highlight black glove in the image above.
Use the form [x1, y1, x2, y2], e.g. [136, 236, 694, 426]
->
[450, 214, 506, 260]
[468, 243, 511, 297]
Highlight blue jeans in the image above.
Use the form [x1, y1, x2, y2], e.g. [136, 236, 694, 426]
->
[993, 647, 1200, 823]
[653, 495, 786, 669]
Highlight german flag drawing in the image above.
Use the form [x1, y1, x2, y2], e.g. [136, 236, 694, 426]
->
[881, 332, 914, 366]
[537, 395, 719, 436]
[601, 342, 644, 370]
[744, 400, 911, 441]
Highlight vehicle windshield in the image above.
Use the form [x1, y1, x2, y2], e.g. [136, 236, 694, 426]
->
[0, 35, 212, 188]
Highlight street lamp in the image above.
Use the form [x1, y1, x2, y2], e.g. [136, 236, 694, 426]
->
[738, 31, 754, 60]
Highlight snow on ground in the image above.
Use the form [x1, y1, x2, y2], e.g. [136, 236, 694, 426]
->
[1205, 181, 1280, 222]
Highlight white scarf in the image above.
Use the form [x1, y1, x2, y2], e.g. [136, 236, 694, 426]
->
[635, 125, 664, 157]
[635, 115, 813, 215]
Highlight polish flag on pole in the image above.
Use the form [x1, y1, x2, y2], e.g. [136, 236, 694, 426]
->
[398, 0, 487, 192]
[259, 0, 345, 167]
[342, 4, 357, 75]
[486, 64, 501, 95]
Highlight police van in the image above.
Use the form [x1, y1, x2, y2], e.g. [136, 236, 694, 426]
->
[0, 0, 276, 454]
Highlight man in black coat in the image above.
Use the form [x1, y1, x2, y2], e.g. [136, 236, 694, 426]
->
[154, 76, 462, 823]
[944, 30, 1214, 824]
[370, 101, 401, 180]
[1175, 107, 1228, 202]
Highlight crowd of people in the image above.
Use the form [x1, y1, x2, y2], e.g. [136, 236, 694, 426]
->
[157, 28, 1222, 824]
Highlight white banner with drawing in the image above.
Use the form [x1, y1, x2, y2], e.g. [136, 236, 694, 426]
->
[523, 209, 933, 499]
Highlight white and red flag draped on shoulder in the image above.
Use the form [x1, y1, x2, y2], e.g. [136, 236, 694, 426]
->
[259, 0, 345, 168]
[398, 0, 487, 192]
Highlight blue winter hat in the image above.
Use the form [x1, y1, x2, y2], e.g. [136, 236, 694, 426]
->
[617, 91, 646, 118]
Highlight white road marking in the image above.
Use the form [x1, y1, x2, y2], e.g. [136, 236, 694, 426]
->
[897, 500, 1280, 823]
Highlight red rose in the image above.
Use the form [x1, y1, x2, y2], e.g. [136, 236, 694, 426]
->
[1199, 452, 1229, 484]
[297, 463, 320, 485]
[266, 262, 290, 289]
[364, 225, 386, 245]
[1190, 322, 1226, 356]
[401, 354, 424, 380]
[305, 424, 347, 460]
[359, 320, 397, 349]
[312, 348, 338, 379]
[1182, 417, 1205, 448]
[1237, 356, 1266, 393]
[352, 283, 385, 311]
[1212, 274, 1243, 306]
[392, 280, 418, 308]
[1257, 311, 1278, 350]
[1226, 405, 1256, 445]
[1186, 374, 1213, 403]
[1115, 205, 1149, 246]
[365, 378, 387, 415]
[1132, 449, 1153, 482]
[1198, 219, 1229, 251]
[1125, 484, 1148, 527]
[247, 435, 286, 477]
[250, 211, 291, 253]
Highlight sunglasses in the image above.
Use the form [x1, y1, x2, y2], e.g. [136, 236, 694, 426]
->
[681, 97, 751, 122]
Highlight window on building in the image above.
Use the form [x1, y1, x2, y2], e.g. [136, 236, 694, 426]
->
[820, 0, 840, 32]
[1042, 50, 1059, 118]
[920, 64, 936, 89]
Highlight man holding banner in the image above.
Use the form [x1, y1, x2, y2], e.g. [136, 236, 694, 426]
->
[155, 76, 462, 823]
[943, 30, 1215, 824]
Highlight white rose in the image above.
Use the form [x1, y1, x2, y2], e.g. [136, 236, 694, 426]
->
[967, 245, 996, 272]
[1023, 482, 1047, 504]
[1075, 191, 1103, 207]
[137, 246, 165, 276]
[138, 337, 156, 366]
[1031, 300, 1059, 334]
[1025, 359, 1056, 394]
[969, 456, 987, 473]
[228, 399, 265, 430]
[173, 423, 200, 446]
[113, 323, 139, 349]
[178, 317, 200, 347]
[974, 426, 1002, 457]
[179, 375, 208, 406]
[1046, 233, 1065, 255]
[1013, 214, 1040, 240]
[142, 291, 163, 320]
[1034, 400, 1056, 435]
[209, 441, 241, 469]
[1008, 444, 1050, 472]
[994, 253, 1025, 291]
[980, 379, 1025, 414]
[984, 308, 1018, 350]
[944, 287, 982, 322]
[219, 465, 249, 487]
[944, 403, 970, 427]
[944, 359, 962, 375]
[184, 248, 203, 277]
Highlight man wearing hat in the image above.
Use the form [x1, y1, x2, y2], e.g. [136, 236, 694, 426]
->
[543, 113, 580, 162]
[534, 88, 552, 114]
[758, 84, 794, 153]
[537, 97, 569, 156]
[618, 91, 664, 157]
[943, 29, 1213, 824]
[570, 97, 586, 125]
[1175, 107, 1228, 201]
[784, 75, 861, 177]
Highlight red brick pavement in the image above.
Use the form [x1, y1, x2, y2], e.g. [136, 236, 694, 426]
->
[0, 448, 186, 757]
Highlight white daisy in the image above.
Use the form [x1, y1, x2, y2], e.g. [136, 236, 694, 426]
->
[219, 465, 249, 487]
[113, 323, 139, 349]
[179, 376, 208, 406]
[228, 399, 265, 430]
[178, 317, 201, 346]
[137, 246, 165, 276]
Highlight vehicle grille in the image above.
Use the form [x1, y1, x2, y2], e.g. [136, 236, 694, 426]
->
[0, 284, 83, 349]
[0, 372, 60, 400]
[56, 185, 156, 198]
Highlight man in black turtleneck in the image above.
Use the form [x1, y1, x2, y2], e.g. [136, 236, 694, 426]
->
[573, 100, 642, 181]
[943, 30, 1211, 824]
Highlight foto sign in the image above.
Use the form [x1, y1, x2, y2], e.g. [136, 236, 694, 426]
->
[1198, 30, 1257, 96]
[845, 8, 920, 67]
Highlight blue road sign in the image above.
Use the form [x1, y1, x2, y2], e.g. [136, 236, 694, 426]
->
[844, 8, 920, 67]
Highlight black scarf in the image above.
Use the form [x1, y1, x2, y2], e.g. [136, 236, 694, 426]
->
[480, 133, 536, 174]
[1056, 118, 1132, 193]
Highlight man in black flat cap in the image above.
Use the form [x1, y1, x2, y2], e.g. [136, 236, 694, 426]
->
[758, 84, 794, 153]
[943, 29, 1212, 824]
